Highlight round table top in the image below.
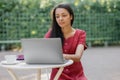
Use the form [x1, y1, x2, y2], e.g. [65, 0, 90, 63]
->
[0, 60, 73, 69]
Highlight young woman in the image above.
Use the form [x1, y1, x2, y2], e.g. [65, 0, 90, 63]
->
[45, 3, 87, 80]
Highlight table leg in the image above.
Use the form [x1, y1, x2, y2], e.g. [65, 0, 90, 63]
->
[7, 68, 19, 80]
[46, 69, 50, 80]
[54, 67, 64, 80]
[36, 69, 41, 80]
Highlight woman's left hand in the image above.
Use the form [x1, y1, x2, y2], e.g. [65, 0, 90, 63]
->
[63, 54, 69, 60]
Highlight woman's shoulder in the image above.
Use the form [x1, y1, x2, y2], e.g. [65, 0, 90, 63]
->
[44, 28, 52, 38]
[76, 29, 86, 34]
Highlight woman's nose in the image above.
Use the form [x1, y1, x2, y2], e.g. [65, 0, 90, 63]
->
[59, 16, 63, 21]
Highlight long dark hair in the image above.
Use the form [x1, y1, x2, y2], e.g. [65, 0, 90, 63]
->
[50, 3, 74, 44]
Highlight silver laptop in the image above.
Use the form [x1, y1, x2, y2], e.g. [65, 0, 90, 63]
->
[21, 38, 64, 64]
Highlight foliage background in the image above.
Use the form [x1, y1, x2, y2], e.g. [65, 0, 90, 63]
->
[0, 0, 120, 50]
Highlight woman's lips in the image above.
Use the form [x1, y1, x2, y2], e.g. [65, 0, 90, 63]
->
[59, 22, 64, 25]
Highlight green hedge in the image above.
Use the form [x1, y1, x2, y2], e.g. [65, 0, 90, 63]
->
[0, 0, 120, 50]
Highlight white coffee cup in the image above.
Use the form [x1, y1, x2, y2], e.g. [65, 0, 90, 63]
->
[5, 55, 17, 64]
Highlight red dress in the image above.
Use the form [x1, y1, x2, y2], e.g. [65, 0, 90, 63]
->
[45, 29, 87, 80]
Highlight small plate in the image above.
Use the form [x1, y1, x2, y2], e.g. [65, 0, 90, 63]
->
[1, 60, 21, 65]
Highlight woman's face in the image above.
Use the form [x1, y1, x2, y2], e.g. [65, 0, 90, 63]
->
[55, 8, 72, 28]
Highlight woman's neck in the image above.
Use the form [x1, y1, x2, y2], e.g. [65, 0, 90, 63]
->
[61, 26, 73, 35]
[61, 26, 75, 39]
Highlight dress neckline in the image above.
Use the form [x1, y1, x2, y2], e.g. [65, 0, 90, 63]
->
[64, 29, 77, 40]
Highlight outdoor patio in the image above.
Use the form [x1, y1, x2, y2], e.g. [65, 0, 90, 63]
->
[0, 47, 120, 80]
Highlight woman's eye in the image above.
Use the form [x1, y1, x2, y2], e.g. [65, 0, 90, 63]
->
[56, 16, 59, 18]
[63, 15, 67, 17]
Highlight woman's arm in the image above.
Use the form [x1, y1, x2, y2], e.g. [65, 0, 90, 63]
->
[63, 44, 84, 62]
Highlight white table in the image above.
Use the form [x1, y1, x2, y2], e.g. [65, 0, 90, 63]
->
[0, 60, 73, 80]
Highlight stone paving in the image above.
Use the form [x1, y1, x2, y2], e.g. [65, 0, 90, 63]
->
[82, 47, 120, 80]
[0, 47, 120, 80]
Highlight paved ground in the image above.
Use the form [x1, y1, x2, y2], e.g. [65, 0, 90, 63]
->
[0, 47, 120, 80]
[82, 47, 120, 80]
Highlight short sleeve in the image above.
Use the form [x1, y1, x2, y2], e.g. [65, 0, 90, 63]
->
[78, 30, 87, 50]
[44, 29, 51, 38]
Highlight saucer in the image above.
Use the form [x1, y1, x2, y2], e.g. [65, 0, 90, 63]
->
[1, 60, 21, 65]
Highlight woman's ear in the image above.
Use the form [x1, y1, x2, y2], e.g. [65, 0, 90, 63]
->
[70, 15, 73, 20]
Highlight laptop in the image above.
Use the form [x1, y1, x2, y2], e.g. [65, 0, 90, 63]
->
[21, 38, 64, 64]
